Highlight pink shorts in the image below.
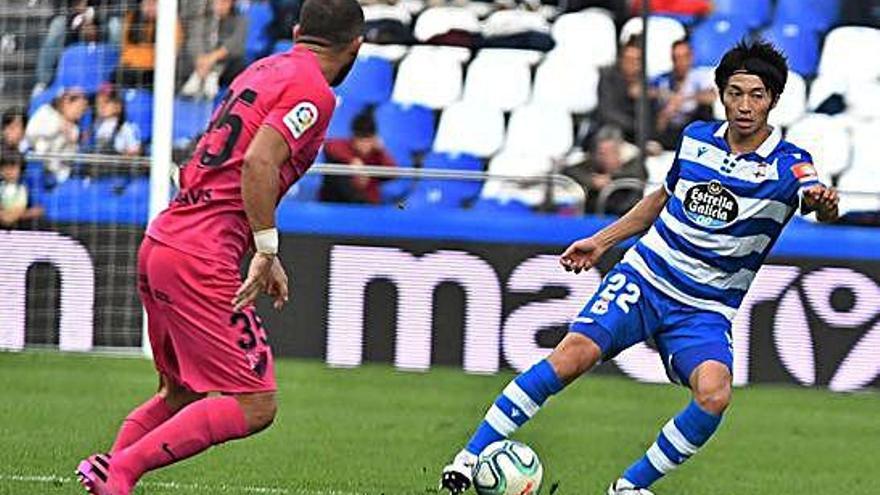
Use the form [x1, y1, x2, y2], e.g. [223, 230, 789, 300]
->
[137, 236, 276, 393]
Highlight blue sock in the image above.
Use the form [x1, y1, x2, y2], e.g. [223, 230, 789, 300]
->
[465, 360, 564, 455]
[623, 400, 722, 488]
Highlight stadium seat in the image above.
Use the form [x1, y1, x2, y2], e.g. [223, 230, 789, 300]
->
[284, 173, 323, 203]
[690, 16, 750, 67]
[482, 8, 551, 44]
[123, 89, 154, 143]
[768, 72, 807, 128]
[363, 3, 412, 26]
[552, 9, 617, 68]
[403, 152, 484, 209]
[273, 40, 293, 54]
[775, 0, 839, 33]
[407, 44, 472, 65]
[326, 96, 369, 140]
[712, 0, 772, 29]
[504, 103, 573, 158]
[391, 48, 463, 109]
[836, 121, 880, 214]
[358, 43, 409, 62]
[243, 1, 273, 61]
[620, 16, 687, 78]
[480, 150, 554, 207]
[28, 88, 56, 117]
[761, 23, 820, 78]
[432, 101, 505, 158]
[532, 51, 600, 114]
[645, 152, 676, 186]
[54, 43, 119, 94]
[785, 114, 852, 184]
[474, 48, 543, 68]
[469, 197, 533, 214]
[375, 101, 435, 162]
[845, 81, 880, 119]
[335, 56, 394, 105]
[412, 6, 480, 42]
[818, 27, 880, 83]
[172, 98, 214, 145]
[462, 54, 531, 111]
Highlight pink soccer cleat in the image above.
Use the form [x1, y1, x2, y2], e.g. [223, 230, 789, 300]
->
[76, 454, 129, 495]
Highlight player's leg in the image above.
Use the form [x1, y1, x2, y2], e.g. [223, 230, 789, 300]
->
[610, 323, 733, 495]
[109, 374, 204, 453]
[441, 265, 656, 494]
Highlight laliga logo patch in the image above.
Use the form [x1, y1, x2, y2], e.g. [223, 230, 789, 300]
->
[684, 180, 739, 229]
[283, 101, 318, 139]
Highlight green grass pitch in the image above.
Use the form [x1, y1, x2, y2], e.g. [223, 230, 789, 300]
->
[0, 352, 877, 495]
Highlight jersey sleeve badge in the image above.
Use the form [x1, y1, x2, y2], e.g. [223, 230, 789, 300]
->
[791, 162, 818, 184]
[283, 101, 319, 139]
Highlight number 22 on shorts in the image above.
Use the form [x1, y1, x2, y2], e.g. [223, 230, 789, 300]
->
[590, 273, 641, 315]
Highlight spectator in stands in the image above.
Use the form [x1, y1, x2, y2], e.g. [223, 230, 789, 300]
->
[320, 110, 396, 205]
[179, 0, 248, 100]
[0, 149, 44, 228]
[25, 87, 89, 183]
[117, 0, 182, 87]
[596, 35, 657, 144]
[563, 125, 646, 215]
[2, 108, 29, 154]
[652, 39, 715, 150]
[89, 84, 142, 156]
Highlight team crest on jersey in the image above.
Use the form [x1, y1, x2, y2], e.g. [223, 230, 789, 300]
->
[684, 180, 739, 229]
[283, 101, 319, 139]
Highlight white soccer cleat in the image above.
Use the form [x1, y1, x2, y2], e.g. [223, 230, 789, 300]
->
[607, 478, 655, 495]
[439, 449, 478, 494]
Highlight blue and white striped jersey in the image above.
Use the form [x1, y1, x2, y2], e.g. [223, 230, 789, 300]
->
[622, 120, 821, 321]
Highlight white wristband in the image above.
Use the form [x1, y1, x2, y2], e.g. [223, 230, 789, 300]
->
[253, 228, 279, 255]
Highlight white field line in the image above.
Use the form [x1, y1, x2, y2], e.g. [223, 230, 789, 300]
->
[0, 474, 370, 495]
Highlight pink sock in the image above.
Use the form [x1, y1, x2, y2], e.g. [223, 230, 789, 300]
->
[110, 395, 175, 454]
[111, 396, 249, 489]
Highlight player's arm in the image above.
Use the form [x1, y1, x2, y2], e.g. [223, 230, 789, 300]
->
[233, 126, 291, 311]
[561, 187, 669, 273]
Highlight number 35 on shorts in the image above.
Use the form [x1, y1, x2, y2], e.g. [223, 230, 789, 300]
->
[590, 273, 641, 315]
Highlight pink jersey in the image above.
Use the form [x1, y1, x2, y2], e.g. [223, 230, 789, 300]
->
[148, 46, 335, 267]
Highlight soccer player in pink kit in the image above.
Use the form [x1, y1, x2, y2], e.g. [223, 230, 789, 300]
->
[75, 2, 364, 494]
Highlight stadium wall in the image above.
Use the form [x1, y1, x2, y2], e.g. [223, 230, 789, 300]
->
[2, 206, 878, 392]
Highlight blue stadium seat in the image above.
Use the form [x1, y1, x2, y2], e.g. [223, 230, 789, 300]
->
[173, 98, 215, 145]
[244, 1, 274, 61]
[470, 198, 533, 214]
[283, 173, 323, 202]
[712, 0, 771, 29]
[375, 102, 435, 159]
[28, 89, 56, 117]
[761, 23, 821, 77]
[326, 96, 368, 140]
[123, 89, 154, 143]
[273, 40, 293, 54]
[334, 57, 394, 105]
[403, 152, 483, 209]
[691, 16, 751, 67]
[54, 43, 119, 94]
[775, 0, 839, 32]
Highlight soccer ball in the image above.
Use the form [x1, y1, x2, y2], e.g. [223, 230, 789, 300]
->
[473, 440, 543, 495]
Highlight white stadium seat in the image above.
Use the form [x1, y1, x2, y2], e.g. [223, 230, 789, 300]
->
[413, 6, 480, 42]
[357, 43, 409, 63]
[505, 103, 573, 158]
[433, 101, 506, 158]
[462, 54, 532, 111]
[646, 151, 676, 186]
[845, 81, 880, 119]
[407, 44, 472, 65]
[836, 121, 880, 214]
[818, 26, 880, 83]
[480, 150, 555, 206]
[482, 9, 550, 39]
[769, 72, 807, 128]
[392, 49, 463, 109]
[552, 9, 617, 68]
[532, 51, 600, 114]
[806, 74, 847, 111]
[785, 114, 852, 184]
[620, 16, 687, 79]
[362, 4, 412, 25]
[475, 48, 544, 67]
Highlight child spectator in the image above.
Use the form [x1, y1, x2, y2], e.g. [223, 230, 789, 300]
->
[320, 110, 396, 205]
[25, 87, 89, 183]
[0, 149, 44, 228]
[91, 84, 142, 156]
[179, 0, 248, 100]
[2, 107, 29, 153]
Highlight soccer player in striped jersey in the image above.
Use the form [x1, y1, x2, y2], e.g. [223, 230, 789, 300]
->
[440, 40, 839, 495]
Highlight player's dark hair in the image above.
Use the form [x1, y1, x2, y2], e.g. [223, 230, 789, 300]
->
[715, 39, 788, 100]
[0, 146, 23, 168]
[1, 106, 25, 129]
[298, 0, 364, 47]
[352, 109, 376, 138]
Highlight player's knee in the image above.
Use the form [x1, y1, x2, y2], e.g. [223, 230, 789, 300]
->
[158, 375, 204, 412]
[548, 333, 602, 383]
[236, 393, 277, 434]
[694, 380, 732, 415]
